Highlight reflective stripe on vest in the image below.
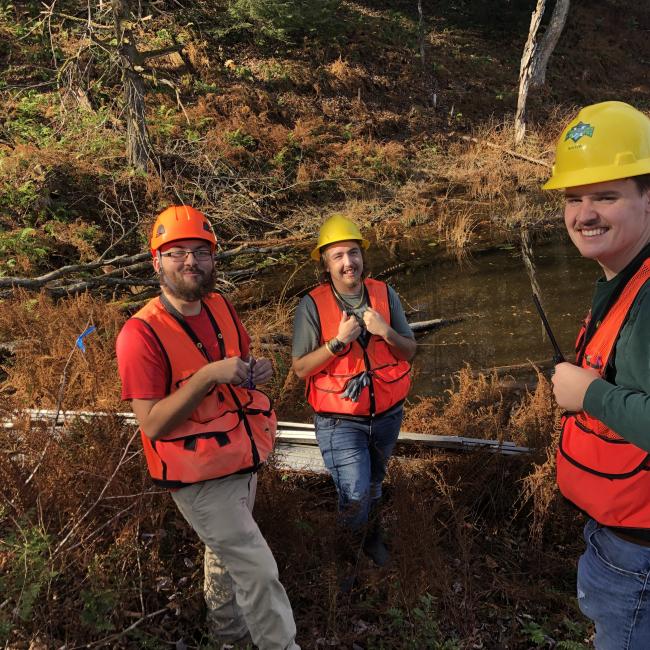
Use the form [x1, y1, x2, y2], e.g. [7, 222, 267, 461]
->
[557, 258, 650, 528]
[133, 294, 276, 488]
[306, 278, 411, 417]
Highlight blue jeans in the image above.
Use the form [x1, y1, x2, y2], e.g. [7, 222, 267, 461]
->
[314, 406, 403, 531]
[577, 519, 650, 650]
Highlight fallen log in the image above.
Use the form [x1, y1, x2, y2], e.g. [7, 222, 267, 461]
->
[409, 317, 462, 333]
[0, 243, 295, 296]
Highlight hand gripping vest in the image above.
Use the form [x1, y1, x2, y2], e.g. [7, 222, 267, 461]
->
[307, 278, 411, 417]
[557, 259, 650, 528]
[133, 294, 276, 488]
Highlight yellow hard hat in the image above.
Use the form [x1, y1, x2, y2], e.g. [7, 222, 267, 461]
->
[543, 101, 650, 190]
[311, 214, 370, 260]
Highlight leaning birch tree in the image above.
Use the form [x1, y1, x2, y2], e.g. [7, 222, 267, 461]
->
[514, 0, 570, 145]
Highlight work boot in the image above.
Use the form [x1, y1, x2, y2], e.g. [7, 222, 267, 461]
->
[338, 569, 357, 595]
[335, 527, 364, 593]
[363, 524, 389, 567]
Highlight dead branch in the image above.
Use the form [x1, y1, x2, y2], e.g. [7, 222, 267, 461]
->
[63, 501, 138, 554]
[410, 317, 463, 333]
[457, 134, 551, 168]
[63, 606, 170, 649]
[0, 243, 295, 294]
[0, 251, 150, 288]
[53, 429, 140, 555]
[47, 10, 114, 30]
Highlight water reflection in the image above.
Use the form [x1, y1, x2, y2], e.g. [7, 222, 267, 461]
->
[381, 237, 599, 396]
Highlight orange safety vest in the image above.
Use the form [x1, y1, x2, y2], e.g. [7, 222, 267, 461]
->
[306, 278, 411, 417]
[557, 259, 650, 528]
[133, 294, 276, 488]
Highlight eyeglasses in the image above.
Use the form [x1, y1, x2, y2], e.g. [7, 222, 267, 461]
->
[160, 248, 213, 261]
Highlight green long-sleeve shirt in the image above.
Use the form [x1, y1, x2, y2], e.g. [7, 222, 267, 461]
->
[583, 246, 650, 452]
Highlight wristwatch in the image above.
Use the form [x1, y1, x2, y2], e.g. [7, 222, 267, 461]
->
[327, 337, 346, 354]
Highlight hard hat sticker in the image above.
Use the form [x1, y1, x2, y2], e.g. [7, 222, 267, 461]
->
[565, 121, 595, 143]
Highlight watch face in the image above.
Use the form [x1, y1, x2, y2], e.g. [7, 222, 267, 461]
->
[332, 338, 345, 353]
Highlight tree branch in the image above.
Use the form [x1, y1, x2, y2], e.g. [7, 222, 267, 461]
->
[457, 134, 551, 168]
[0, 243, 296, 297]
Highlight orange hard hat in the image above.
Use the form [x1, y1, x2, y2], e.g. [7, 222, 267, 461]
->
[150, 206, 217, 253]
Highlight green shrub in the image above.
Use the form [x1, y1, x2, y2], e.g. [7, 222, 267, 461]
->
[80, 588, 117, 632]
[0, 227, 50, 273]
[0, 520, 57, 623]
[228, 0, 341, 43]
[225, 128, 258, 150]
[5, 91, 54, 146]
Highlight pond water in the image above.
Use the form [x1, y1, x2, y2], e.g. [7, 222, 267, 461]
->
[373, 236, 600, 396]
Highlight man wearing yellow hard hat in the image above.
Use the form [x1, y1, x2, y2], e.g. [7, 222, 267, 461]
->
[291, 214, 416, 574]
[545, 102, 650, 649]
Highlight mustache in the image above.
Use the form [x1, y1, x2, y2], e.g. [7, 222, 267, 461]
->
[180, 264, 204, 274]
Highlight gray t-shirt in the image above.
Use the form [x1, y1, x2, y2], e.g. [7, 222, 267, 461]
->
[292, 282, 414, 358]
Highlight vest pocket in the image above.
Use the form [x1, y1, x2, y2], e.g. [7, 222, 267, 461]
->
[560, 417, 650, 479]
[183, 431, 230, 451]
[312, 371, 356, 395]
[163, 411, 241, 441]
[156, 417, 253, 483]
[372, 362, 411, 385]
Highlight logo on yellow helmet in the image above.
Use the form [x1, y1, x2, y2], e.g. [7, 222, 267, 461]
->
[565, 122, 595, 143]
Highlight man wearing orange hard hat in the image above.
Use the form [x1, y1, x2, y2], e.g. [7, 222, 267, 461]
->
[545, 102, 650, 649]
[116, 206, 299, 649]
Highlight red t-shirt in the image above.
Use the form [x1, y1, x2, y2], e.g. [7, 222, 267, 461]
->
[116, 301, 251, 401]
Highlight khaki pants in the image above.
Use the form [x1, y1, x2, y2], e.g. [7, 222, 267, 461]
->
[172, 472, 299, 650]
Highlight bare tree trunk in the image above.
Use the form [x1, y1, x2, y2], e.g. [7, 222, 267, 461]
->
[112, 0, 152, 171]
[530, 0, 570, 87]
[514, 0, 546, 146]
[416, 0, 437, 108]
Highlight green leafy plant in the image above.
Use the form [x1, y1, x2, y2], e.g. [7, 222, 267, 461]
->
[521, 619, 547, 646]
[0, 178, 42, 212]
[272, 133, 302, 176]
[0, 1, 14, 23]
[80, 588, 118, 632]
[0, 227, 50, 273]
[0, 613, 10, 645]
[233, 64, 254, 80]
[260, 62, 291, 83]
[556, 616, 590, 649]
[381, 593, 459, 649]
[0, 520, 57, 622]
[228, 0, 341, 43]
[225, 128, 258, 151]
[6, 91, 54, 146]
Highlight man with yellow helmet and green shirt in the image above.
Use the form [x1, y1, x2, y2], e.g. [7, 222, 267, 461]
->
[291, 215, 416, 570]
[545, 101, 650, 648]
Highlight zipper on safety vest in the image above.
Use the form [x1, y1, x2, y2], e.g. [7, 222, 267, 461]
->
[160, 295, 259, 467]
[362, 348, 376, 417]
[226, 384, 260, 466]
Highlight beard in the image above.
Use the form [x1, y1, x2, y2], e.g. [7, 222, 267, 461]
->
[159, 264, 216, 302]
